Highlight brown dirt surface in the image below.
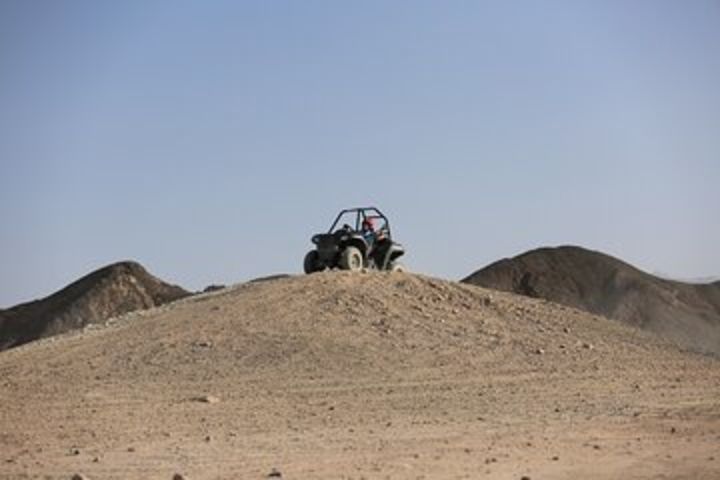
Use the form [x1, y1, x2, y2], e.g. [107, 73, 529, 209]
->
[0, 261, 190, 351]
[1, 271, 719, 479]
[462, 246, 720, 356]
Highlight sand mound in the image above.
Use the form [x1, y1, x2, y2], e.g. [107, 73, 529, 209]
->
[0, 261, 189, 351]
[1, 271, 719, 478]
[462, 246, 720, 355]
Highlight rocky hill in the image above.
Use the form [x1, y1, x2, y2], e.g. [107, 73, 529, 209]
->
[1, 271, 718, 478]
[462, 245, 720, 355]
[0, 261, 189, 350]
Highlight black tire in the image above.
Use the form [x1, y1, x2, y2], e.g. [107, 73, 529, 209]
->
[304, 250, 321, 274]
[339, 246, 363, 271]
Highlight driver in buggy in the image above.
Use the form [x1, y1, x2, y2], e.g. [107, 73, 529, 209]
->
[361, 218, 376, 247]
[361, 218, 388, 266]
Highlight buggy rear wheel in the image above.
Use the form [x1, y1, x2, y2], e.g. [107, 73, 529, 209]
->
[389, 262, 405, 273]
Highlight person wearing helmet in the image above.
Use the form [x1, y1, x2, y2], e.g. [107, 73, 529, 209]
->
[362, 216, 389, 261]
[361, 218, 376, 248]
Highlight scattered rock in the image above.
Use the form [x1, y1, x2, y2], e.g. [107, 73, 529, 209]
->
[172, 474, 187, 480]
[194, 340, 213, 348]
[582, 342, 594, 349]
[69, 448, 80, 456]
[71, 475, 89, 480]
[563, 327, 571, 333]
[521, 476, 531, 480]
[551, 455, 559, 461]
[267, 468, 282, 478]
[195, 395, 220, 404]
[535, 348, 545, 355]
[670, 427, 676, 434]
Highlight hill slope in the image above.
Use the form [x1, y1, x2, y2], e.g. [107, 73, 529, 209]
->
[0, 261, 189, 350]
[1, 271, 718, 479]
[462, 246, 720, 355]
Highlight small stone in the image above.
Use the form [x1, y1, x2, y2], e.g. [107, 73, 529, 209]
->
[593, 444, 601, 450]
[127, 447, 135, 452]
[172, 474, 187, 480]
[70, 448, 80, 456]
[563, 327, 571, 333]
[521, 476, 531, 480]
[196, 395, 220, 404]
[267, 468, 282, 478]
[582, 342, 593, 349]
[204, 435, 211, 442]
[670, 427, 676, 434]
[71, 475, 89, 480]
[535, 348, 545, 355]
[551, 455, 559, 461]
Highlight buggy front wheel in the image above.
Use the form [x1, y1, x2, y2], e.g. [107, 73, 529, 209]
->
[304, 250, 322, 274]
[340, 247, 363, 272]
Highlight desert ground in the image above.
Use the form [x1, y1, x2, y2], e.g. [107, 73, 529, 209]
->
[1, 272, 719, 479]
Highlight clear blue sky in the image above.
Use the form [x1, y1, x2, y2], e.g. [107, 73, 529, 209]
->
[1, 1, 719, 306]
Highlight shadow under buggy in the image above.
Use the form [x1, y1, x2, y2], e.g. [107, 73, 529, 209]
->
[304, 207, 406, 273]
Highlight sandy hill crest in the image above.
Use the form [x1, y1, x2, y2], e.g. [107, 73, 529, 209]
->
[1, 271, 719, 478]
[0, 261, 189, 351]
[462, 245, 720, 356]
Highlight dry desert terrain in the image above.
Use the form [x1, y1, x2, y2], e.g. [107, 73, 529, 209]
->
[1, 272, 719, 479]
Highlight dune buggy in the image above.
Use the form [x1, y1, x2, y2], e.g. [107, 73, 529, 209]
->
[303, 207, 406, 273]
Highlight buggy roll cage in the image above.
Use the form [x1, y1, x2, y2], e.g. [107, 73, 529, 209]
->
[327, 207, 392, 238]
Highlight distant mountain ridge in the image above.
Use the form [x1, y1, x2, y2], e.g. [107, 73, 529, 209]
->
[0, 261, 189, 351]
[462, 246, 720, 355]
